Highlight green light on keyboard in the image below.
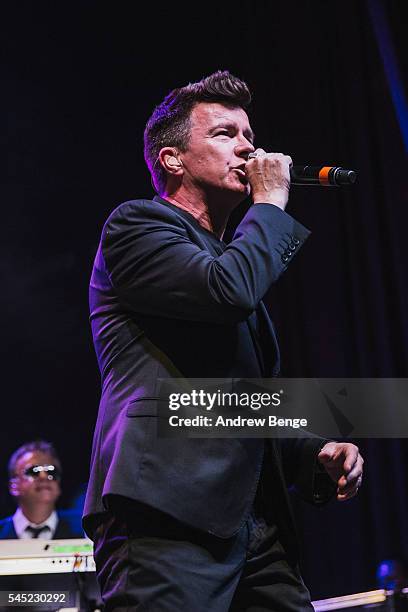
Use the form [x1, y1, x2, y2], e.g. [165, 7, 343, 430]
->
[51, 544, 93, 554]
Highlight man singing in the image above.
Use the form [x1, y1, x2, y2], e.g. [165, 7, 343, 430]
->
[83, 70, 364, 611]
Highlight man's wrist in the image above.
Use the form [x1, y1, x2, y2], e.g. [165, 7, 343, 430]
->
[252, 199, 287, 210]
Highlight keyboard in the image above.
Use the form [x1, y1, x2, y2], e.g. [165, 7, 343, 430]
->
[0, 538, 95, 576]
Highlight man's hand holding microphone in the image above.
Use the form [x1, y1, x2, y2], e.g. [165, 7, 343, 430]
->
[245, 149, 293, 211]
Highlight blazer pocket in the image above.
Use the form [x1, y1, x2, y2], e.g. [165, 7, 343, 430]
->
[126, 398, 159, 417]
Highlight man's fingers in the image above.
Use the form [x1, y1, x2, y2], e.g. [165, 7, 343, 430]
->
[319, 443, 360, 472]
[345, 456, 363, 482]
[337, 460, 363, 497]
[317, 450, 334, 463]
[337, 489, 358, 501]
[247, 150, 292, 167]
[337, 475, 362, 501]
[343, 447, 360, 473]
[338, 473, 359, 494]
[318, 443, 364, 502]
[248, 148, 266, 158]
[339, 456, 363, 485]
[246, 150, 293, 209]
[318, 441, 339, 464]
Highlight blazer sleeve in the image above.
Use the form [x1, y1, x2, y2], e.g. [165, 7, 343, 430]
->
[280, 436, 337, 505]
[100, 199, 310, 324]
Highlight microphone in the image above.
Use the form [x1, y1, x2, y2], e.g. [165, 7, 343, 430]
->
[290, 165, 357, 186]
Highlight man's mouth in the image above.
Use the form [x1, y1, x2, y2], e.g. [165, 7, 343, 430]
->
[232, 164, 247, 175]
[232, 167, 249, 184]
[35, 484, 53, 492]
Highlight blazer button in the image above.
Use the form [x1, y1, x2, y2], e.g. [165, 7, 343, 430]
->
[285, 249, 292, 257]
[293, 237, 300, 245]
[289, 243, 296, 251]
[282, 255, 289, 263]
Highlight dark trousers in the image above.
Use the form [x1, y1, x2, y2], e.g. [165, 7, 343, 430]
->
[93, 496, 313, 612]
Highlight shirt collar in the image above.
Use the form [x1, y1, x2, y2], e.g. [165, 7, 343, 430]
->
[13, 508, 58, 539]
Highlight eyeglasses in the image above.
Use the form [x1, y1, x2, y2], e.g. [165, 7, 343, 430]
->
[22, 465, 61, 481]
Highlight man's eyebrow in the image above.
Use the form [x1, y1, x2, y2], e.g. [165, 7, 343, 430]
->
[208, 122, 255, 143]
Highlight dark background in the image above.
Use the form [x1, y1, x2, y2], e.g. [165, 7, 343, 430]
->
[2, 0, 408, 601]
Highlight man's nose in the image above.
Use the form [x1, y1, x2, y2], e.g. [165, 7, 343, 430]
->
[235, 139, 255, 159]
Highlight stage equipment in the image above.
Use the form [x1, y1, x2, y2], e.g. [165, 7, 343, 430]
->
[0, 538, 100, 611]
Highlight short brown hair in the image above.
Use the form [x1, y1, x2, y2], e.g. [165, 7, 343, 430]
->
[8, 440, 61, 478]
[144, 70, 252, 194]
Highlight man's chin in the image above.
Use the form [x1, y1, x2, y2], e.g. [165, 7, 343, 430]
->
[33, 490, 58, 502]
[226, 177, 250, 196]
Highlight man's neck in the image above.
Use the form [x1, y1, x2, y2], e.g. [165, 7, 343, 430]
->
[163, 186, 237, 239]
[19, 504, 55, 525]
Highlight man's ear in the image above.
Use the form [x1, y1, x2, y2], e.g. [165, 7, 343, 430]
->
[9, 478, 20, 498]
[158, 147, 184, 176]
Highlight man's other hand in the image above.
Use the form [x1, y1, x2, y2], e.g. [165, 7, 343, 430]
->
[318, 442, 364, 501]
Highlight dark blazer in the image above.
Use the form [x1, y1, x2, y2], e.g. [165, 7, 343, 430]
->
[0, 510, 84, 539]
[83, 196, 332, 552]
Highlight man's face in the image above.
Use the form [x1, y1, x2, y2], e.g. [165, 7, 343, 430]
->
[10, 451, 61, 508]
[181, 102, 255, 202]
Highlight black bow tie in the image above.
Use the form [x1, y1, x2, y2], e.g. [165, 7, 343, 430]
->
[25, 525, 50, 538]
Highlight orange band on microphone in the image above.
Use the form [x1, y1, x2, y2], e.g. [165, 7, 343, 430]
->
[319, 166, 333, 186]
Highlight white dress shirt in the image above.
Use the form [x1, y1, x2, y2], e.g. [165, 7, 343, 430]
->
[12, 507, 58, 539]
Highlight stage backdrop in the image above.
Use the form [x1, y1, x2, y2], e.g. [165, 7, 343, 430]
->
[2, 0, 407, 600]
